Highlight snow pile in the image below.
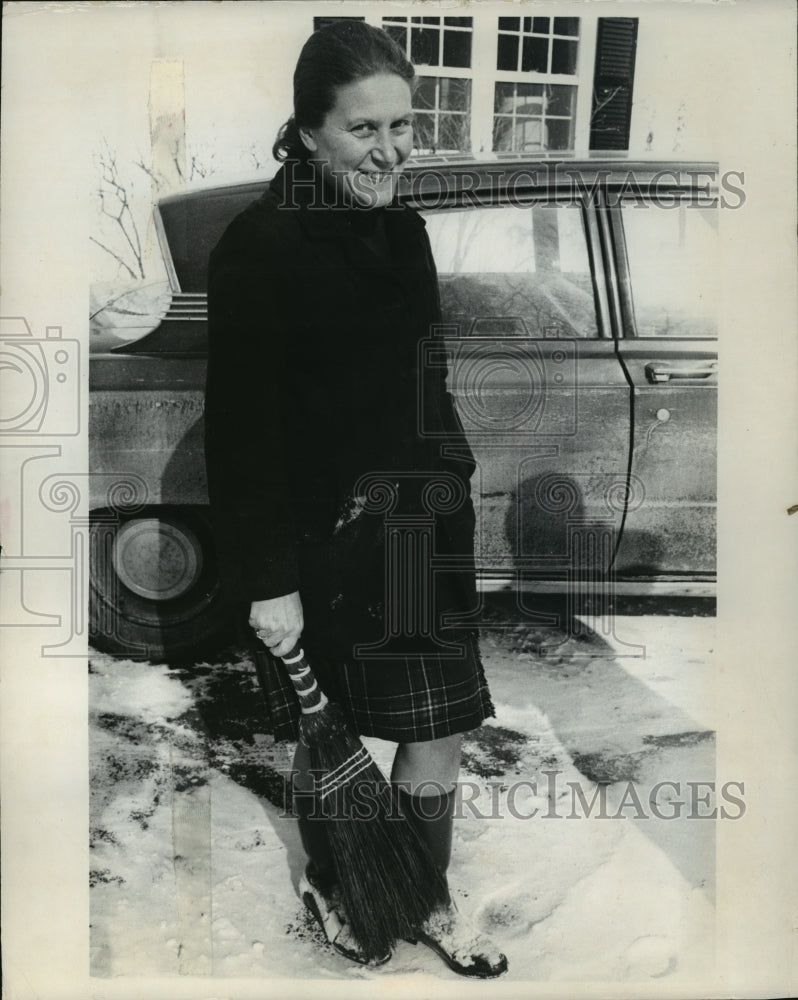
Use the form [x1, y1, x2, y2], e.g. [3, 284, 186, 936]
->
[90, 614, 716, 984]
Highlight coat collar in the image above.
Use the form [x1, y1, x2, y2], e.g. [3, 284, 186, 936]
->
[268, 159, 427, 245]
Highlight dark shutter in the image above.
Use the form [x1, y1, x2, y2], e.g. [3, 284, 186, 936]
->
[589, 18, 638, 150]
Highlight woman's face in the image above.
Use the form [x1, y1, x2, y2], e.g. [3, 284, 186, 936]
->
[299, 73, 414, 209]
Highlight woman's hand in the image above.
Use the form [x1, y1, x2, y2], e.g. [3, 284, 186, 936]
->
[249, 591, 304, 658]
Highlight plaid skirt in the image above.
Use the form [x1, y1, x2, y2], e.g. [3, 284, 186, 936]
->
[253, 630, 495, 744]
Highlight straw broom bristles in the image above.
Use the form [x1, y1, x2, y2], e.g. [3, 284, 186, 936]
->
[279, 643, 450, 961]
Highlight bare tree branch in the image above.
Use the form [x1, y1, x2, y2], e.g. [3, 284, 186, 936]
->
[247, 145, 265, 171]
[92, 136, 218, 282]
[93, 138, 147, 279]
[134, 157, 168, 191]
[171, 137, 185, 181]
[89, 236, 137, 281]
[189, 151, 216, 181]
[590, 85, 624, 122]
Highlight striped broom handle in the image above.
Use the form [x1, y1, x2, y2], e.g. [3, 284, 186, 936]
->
[277, 642, 329, 715]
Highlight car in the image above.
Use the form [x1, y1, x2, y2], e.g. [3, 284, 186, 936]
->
[89, 155, 719, 659]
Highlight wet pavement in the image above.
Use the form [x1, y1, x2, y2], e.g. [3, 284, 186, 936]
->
[89, 596, 716, 983]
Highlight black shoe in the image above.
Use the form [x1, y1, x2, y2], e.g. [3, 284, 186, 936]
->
[299, 867, 392, 967]
[407, 904, 508, 978]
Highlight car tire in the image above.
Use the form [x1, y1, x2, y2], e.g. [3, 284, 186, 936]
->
[89, 505, 234, 661]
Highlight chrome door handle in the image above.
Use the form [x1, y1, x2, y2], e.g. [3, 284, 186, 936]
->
[645, 361, 717, 383]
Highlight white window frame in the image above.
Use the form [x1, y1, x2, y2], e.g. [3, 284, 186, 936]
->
[381, 14, 473, 70]
[496, 16, 581, 77]
[351, 11, 598, 156]
[381, 14, 475, 153]
[487, 17, 596, 155]
[412, 75, 472, 154]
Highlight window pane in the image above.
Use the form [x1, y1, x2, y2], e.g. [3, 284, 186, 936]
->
[546, 84, 577, 117]
[492, 115, 544, 152]
[413, 112, 436, 152]
[522, 35, 549, 73]
[494, 82, 514, 112]
[421, 17, 441, 25]
[438, 113, 471, 152]
[492, 117, 514, 151]
[623, 205, 719, 338]
[411, 78, 471, 152]
[411, 26, 439, 65]
[443, 28, 472, 68]
[439, 77, 471, 111]
[532, 17, 550, 32]
[518, 118, 545, 151]
[499, 16, 519, 30]
[497, 33, 519, 71]
[553, 17, 580, 37]
[414, 76, 437, 111]
[544, 118, 575, 150]
[384, 23, 407, 51]
[494, 82, 543, 115]
[444, 16, 472, 27]
[383, 15, 406, 23]
[551, 38, 578, 74]
[523, 17, 532, 32]
[517, 82, 545, 102]
[423, 205, 597, 338]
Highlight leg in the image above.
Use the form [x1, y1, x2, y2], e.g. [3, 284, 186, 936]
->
[292, 740, 391, 965]
[292, 740, 335, 893]
[391, 733, 508, 979]
[391, 733, 463, 795]
[391, 734, 462, 873]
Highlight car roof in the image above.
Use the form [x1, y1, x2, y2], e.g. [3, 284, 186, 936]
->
[154, 154, 720, 292]
[157, 153, 719, 208]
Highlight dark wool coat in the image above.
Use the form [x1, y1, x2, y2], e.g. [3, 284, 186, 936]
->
[204, 161, 479, 660]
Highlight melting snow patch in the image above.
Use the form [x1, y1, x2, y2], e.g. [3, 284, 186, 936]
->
[90, 655, 194, 723]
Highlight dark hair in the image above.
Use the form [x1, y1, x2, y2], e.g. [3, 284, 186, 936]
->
[272, 21, 415, 162]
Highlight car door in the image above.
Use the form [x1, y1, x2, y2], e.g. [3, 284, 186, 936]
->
[610, 191, 718, 584]
[419, 182, 632, 599]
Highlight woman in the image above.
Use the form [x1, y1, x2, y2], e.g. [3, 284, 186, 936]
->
[205, 21, 506, 977]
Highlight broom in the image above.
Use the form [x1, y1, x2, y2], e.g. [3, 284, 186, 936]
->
[269, 639, 450, 962]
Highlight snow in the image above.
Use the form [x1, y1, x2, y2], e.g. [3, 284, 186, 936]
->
[89, 612, 716, 985]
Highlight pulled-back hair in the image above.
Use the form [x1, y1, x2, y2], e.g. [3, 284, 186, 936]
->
[272, 21, 415, 162]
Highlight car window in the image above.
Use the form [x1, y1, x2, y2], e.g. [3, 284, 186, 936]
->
[423, 203, 598, 338]
[622, 203, 718, 339]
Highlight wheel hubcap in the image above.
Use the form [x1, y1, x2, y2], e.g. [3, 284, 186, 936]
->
[112, 518, 203, 601]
